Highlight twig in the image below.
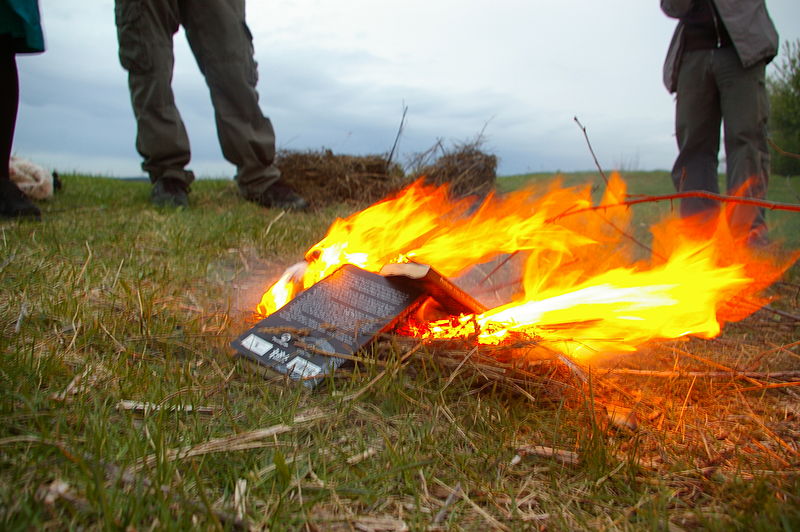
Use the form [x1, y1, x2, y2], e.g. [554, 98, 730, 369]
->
[346, 447, 380, 465]
[515, 445, 580, 465]
[676, 375, 697, 440]
[668, 346, 764, 387]
[233, 479, 247, 523]
[116, 400, 218, 415]
[77, 241, 93, 281]
[441, 346, 478, 391]
[735, 381, 800, 393]
[769, 138, 800, 161]
[386, 104, 408, 172]
[595, 461, 626, 488]
[574, 116, 608, 186]
[342, 342, 425, 402]
[740, 398, 800, 458]
[605, 368, 800, 380]
[131, 408, 328, 472]
[434, 479, 510, 531]
[478, 251, 518, 286]
[595, 210, 660, 258]
[746, 340, 800, 371]
[759, 305, 800, 322]
[293, 339, 386, 366]
[14, 301, 29, 334]
[548, 191, 800, 223]
[263, 210, 286, 238]
[432, 481, 461, 525]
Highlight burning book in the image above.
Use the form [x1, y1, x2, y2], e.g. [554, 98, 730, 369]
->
[232, 263, 484, 388]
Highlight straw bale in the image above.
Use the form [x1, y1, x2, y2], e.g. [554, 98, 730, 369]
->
[275, 149, 409, 207]
[410, 140, 498, 199]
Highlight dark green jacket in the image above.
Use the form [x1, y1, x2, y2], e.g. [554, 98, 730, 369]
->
[0, 0, 44, 53]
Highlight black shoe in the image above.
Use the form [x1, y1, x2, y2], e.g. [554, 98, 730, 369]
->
[151, 178, 189, 207]
[249, 182, 308, 210]
[52, 171, 63, 192]
[0, 179, 41, 220]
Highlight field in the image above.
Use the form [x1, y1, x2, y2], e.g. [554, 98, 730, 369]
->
[1, 171, 799, 530]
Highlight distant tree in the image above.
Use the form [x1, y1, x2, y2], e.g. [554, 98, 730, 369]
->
[768, 39, 800, 176]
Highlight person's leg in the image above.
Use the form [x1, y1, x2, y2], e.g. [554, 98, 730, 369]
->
[672, 50, 723, 222]
[180, 0, 304, 208]
[0, 35, 40, 219]
[114, 0, 194, 193]
[716, 47, 770, 242]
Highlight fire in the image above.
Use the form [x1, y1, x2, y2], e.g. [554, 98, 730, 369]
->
[257, 174, 795, 360]
[416, 245, 749, 358]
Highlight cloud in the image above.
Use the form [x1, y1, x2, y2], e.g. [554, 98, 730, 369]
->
[12, 0, 800, 178]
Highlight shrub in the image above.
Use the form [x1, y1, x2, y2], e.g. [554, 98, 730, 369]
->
[769, 39, 800, 176]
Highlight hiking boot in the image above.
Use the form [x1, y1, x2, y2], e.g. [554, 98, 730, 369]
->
[0, 179, 41, 220]
[248, 181, 308, 210]
[151, 178, 189, 208]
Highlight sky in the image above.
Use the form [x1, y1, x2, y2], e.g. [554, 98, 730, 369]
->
[11, 1, 800, 178]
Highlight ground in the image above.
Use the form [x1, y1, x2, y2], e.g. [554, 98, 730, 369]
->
[0, 172, 798, 530]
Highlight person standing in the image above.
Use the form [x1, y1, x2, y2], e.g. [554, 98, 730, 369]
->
[661, 0, 778, 245]
[0, 0, 43, 220]
[114, 1, 307, 209]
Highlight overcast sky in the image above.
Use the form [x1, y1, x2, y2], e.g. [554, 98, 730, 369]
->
[11, 1, 800, 178]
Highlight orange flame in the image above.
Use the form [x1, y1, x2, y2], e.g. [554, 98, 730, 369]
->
[257, 174, 795, 360]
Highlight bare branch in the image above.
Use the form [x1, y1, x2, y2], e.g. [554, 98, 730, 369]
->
[573, 116, 608, 186]
[548, 190, 800, 223]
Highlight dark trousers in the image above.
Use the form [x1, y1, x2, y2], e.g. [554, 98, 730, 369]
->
[0, 35, 18, 184]
[114, 0, 280, 196]
[671, 47, 770, 236]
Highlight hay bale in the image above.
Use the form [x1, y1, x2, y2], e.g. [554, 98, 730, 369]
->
[275, 149, 409, 207]
[411, 141, 497, 199]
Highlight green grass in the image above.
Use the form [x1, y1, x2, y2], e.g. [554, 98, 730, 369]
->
[1, 174, 799, 530]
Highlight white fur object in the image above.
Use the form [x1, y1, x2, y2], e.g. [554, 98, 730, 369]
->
[9, 156, 53, 200]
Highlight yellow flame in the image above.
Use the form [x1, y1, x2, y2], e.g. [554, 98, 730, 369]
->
[256, 174, 794, 360]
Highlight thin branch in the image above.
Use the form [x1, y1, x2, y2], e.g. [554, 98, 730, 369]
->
[668, 346, 764, 387]
[548, 190, 800, 223]
[574, 116, 608, 186]
[432, 481, 462, 525]
[605, 368, 800, 379]
[736, 381, 800, 393]
[769, 138, 800, 161]
[759, 305, 800, 322]
[386, 104, 408, 171]
[343, 342, 425, 402]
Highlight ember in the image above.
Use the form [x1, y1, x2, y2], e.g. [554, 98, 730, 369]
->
[257, 174, 795, 361]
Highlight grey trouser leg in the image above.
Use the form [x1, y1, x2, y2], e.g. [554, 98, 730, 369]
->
[115, 0, 194, 185]
[718, 49, 769, 236]
[115, 0, 280, 194]
[180, 0, 280, 196]
[671, 48, 769, 234]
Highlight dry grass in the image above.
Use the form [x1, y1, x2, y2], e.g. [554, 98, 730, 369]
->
[409, 139, 498, 200]
[275, 149, 408, 207]
[275, 140, 498, 210]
